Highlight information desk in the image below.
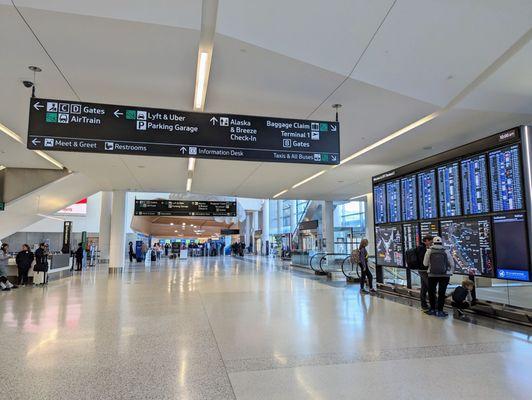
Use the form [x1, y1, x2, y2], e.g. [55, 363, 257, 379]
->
[5, 254, 73, 283]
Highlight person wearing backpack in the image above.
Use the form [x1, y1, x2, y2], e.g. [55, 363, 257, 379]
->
[357, 239, 375, 294]
[416, 235, 433, 310]
[423, 236, 454, 317]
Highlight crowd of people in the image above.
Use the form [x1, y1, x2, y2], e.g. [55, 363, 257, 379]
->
[0, 242, 50, 291]
[353, 235, 476, 317]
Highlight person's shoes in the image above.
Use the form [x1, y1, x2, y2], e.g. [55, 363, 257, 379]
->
[436, 311, 449, 318]
[421, 304, 430, 311]
[360, 289, 369, 294]
[11, 285, 18, 289]
[1, 287, 11, 291]
[369, 289, 377, 294]
[424, 309, 436, 316]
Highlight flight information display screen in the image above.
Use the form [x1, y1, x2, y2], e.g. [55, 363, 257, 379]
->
[493, 213, 530, 281]
[438, 162, 462, 217]
[374, 183, 387, 224]
[489, 145, 524, 211]
[461, 155, 489, 215]
[386, 180, 401, 223]
[440, 218, 493, 276]
[420, 221, 439, 239]
[376, 225, 403, 267]
[418, 169, 437, 219]
[401, 175, 418, 221]
[403, 223, 420, 251]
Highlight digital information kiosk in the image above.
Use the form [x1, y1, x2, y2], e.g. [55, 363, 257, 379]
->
[372, 126, 532, 284]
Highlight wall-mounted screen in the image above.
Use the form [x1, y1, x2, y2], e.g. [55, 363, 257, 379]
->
[493, 213, 530, 281]
[401, 175, 417, 221]
[440, 218, 493, 276]
[376, 225, 403, 267]
[373, 183, 386, 224]
[420, 221, 439, 239]
[461, 155, 489, 215]
[386, 180, 401, 223]
[489, 145, 524, 212]
[403, 223, 420, 251]
[438, 162, 462, 217]
[418, 169, 437, 219]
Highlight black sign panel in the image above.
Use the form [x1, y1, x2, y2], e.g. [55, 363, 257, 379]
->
[134, 200, 236, 217]
[221, 229, 240, 235]
[62, 221, 72, 253]
[299, 220, 318, 230]
[27, 98, 340, 165]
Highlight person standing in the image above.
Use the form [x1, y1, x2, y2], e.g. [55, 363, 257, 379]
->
[358, 239, 376, 294]
[423, 236, 454, 317]
[128, 242, 135, 262]
[15, 244, 34, 286]
[75, 243, 84, 271]
[141, 242, 148, 261]
[416, 235, 433, 310]
[1, 243, 18, 291]
[34, 242, 49, 285]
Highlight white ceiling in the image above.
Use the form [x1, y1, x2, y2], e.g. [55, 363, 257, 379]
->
[0, 1, 531, 201]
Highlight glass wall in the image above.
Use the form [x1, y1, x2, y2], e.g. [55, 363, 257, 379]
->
[333, 200, 366, 255]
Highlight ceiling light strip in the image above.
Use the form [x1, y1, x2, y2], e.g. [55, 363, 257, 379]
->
[273, 189, 288, 199]
[34, 150, 64, 169]
[188, 157, 196, 172]
[0, 122, 24, 143]
[349, 192, 371, 200]
[291, 170, 326, 189]
[186, 177, 192, 192]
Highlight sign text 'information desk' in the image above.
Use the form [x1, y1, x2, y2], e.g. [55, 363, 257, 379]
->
[27, 98, 340, 165]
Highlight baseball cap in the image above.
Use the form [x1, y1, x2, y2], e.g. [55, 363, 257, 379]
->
[432, 236, 442, 244]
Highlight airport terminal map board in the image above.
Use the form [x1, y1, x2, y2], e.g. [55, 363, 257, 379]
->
[488, 145, 524, 211]
[401, 175, 417, 221]
[440, 218, 493, 277]
[376, 225, 403, 267]
[372, 127, 532, 281]
[374, 184, 386, 224]
[438, 162, 462, 217]
[418, 169, 438, 219]
[461, 155, 489, 215]
[26, 98, 340, 165]
[386, 180, 401, 223]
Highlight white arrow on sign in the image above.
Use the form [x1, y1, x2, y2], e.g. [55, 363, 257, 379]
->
[210, 117, 218, 125]
[114, 109, 123, 118]
[331, 124, 337, 132]
[32, 138, 41, 146]
[33, 102, 44, 111]
[180, 147, 187, 154]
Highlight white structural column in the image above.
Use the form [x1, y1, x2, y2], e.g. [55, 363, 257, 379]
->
[109, 190, 127, 271]
[261, 200, 270, 255]
[365, 193, 375, 256]
[290, 200, 298, 232]
[322, 200, 335, 253]
[98, 191, 112, 262]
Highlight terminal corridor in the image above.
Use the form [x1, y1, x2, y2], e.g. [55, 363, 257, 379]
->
[1, 257, 531, 400]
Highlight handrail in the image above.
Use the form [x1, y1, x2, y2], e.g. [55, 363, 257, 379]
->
[309, 251, 327, 272]
[318, 253, 351, 273]
[341, 255, 360, 279]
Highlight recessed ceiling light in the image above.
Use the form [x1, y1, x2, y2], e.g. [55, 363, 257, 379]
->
[137, 165, 145, 168]
[423, 145, 433, 150]
[28, 66, 42, 72]
[170, 222, 174, 225]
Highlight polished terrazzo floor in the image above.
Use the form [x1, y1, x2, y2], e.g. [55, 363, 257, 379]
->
[1, 256, 531, 399]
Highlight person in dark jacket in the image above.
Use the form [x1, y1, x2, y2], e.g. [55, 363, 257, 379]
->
[416, 235, 433, 310]
[452, 280, 476, 314]
[128, 241, 135, 262]
[16, 244, 34, 286]
[423, 236, 454, 317]
[75, 243, 84, 271]
[1, 243, 18, 290]
[34, 243, 49, 277]
[358, 239, 376, 294]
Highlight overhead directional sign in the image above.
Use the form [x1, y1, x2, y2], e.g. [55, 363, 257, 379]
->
[134, 200, 237, 217]
[27, 98, 340, 165]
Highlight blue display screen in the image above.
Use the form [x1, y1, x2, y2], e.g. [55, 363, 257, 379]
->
[373, 184, 386, 224]
[438, 162, 462, 217]
[489, 145, 524, 211]
[401, 175, 417, 221]
[417, 169, 437, 219]
[461, 155, 489, 215]
[493, 213, 530, 281]
[386, 180, 401, 223]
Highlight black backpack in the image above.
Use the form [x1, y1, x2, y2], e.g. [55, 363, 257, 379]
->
[429, 247, 449, 275]
[405, 248, 420, 269]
